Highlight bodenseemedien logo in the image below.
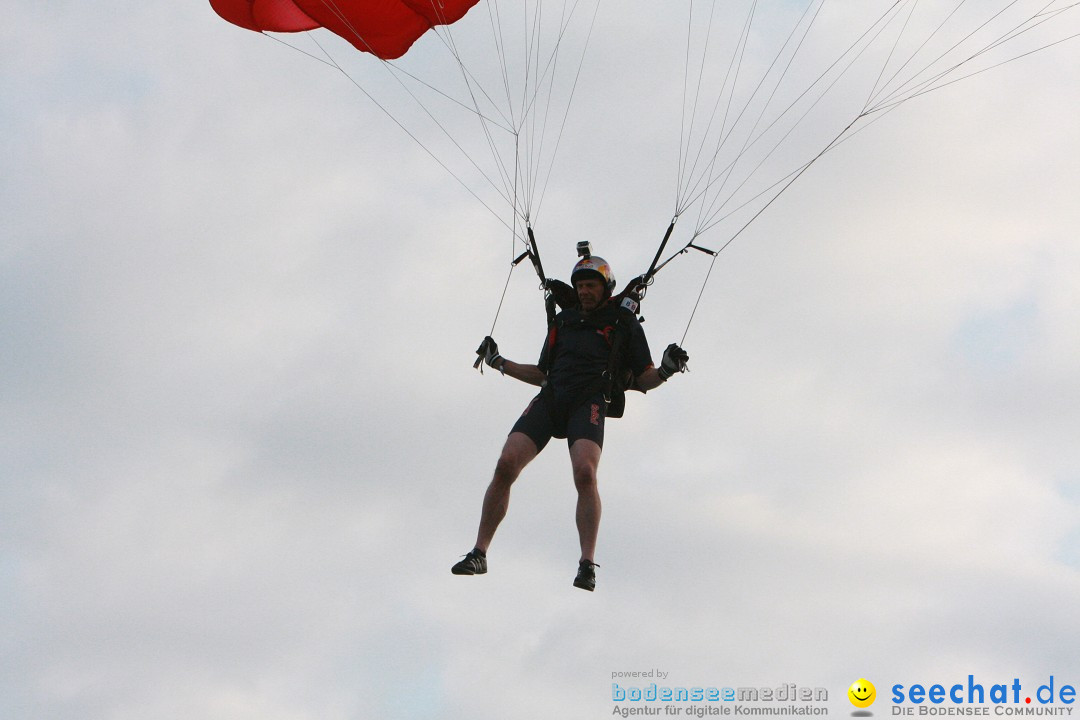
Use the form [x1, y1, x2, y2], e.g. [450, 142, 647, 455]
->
[609, 676, 829, 717]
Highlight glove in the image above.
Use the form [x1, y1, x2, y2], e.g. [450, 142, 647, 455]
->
[658, 343, 689, 381]
[473, 335, 505, 372]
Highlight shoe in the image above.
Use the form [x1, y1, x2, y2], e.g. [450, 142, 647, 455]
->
[451, 550, 487, 575]
[573, 559, 598, 591]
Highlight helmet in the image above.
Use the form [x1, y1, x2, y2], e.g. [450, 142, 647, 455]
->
[571, 256, 616, 295]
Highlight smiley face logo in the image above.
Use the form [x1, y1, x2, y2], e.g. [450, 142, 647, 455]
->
[848, 679, 876, 709]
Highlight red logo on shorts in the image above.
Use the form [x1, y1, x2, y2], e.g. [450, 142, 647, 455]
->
[590, 403, 600, 425]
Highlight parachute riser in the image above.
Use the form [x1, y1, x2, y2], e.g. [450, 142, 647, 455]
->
[510, 226, 578, 322]
[615, 218, 718, 315]
[526, 225, 546, 286]
[643, 218, 679, 284]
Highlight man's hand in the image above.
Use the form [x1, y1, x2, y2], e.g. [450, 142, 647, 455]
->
[473, 335, 505, 372]
[658, 343, 689, 381]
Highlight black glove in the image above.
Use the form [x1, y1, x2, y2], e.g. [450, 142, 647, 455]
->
[658, 343, 689, 381]
[473, 335, 505, 372]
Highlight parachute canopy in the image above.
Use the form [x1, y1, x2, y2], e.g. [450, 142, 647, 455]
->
[209, 0, 480, 60]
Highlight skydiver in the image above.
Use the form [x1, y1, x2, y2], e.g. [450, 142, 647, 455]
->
[452, 255, 689, 591]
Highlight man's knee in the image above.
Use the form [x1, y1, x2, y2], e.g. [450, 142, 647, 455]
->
[571, 457, 599, 490]
[572, 463, 597, 488]
[569, 439, 601, 490]
[494, 433, 538, 484]
[493, 454, 522, 485]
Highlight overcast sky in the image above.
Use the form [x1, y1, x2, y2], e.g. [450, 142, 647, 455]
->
[4, 2, 1080, 719]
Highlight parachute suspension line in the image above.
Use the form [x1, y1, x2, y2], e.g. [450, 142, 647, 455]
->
[868, 25, 1080, 115]
[690, 0, 827, 235]
[685, 0, 774, 219]
[675, 0, 697, 213]
[518, 0, 544, 221]
[472, 0, 603, 225]
[680, 0, 905, 234]
[684, 0, 824, 219]
[675, 115, 857, 344]
[674, 2, 690, 212]
[693, 107, 891, 238]
[681, 0, 1080, 245]
[486, 250, 521, 337]
[427, 32, 515, 131]
[513, 0, 542, 222]
[520, 0, 602, 221]
[311, 0, 527, 216]
[261, 32, 343, 69]
[380, 61, 513, 130]
[648, 0, 897, 288]
[675, 0, 828, 221]
[650, 110, 860, 342]
[860, 0, 1080, 122]
[518, 0, 557, 221]
[524, 0, 556, 220]
[435, 17, 527, 221]
[682, 0, 772, 217]
[430, 0, 532, 225]
[530, 0, 601, 219]
[711, 115, 858, 244]
[487, 0, 518, 128]
[440, 0, 607, 230]
[287, 32, 516, 236]
[661, 0, 1080, 340]
[483, 136, 529, 338]
[866, 0, 923, 110]
[511, 133, 525, 261]
[865, 0, 964, 111]
[694, 30, 893, 233]
[692, 0, 922, 237]
[430, 0, 600, 228]
[516, 1, 539, 222]
[864, 0, 1026, 111]
[865, 0, 1080, 116]
[679, 246, 719, 346]
[674, 5, 796, 229]
[484, 0, 544, 222]
[313, 0, 583, 232]
[675, 0, 731, 215]
[434, 0, 530, 202]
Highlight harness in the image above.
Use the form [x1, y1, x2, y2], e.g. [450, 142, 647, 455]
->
[481, 232, 649, 420]
[538, 301, 638, 419]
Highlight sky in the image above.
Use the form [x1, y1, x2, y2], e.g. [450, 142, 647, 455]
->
[3, 2, 1080, 719]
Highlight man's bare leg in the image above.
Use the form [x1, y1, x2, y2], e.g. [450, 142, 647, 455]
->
[473, 431, 539, 553]
[569, 438, 602, 563]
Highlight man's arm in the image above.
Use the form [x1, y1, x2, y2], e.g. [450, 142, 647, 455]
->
[634, 367, 666, 392]
[477, 336, 547, 387]
[497, 359, 547, 387]
[634, 342, 689, 391]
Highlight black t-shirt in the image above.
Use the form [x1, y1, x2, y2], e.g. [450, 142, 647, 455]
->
[538, 303, 653, 404]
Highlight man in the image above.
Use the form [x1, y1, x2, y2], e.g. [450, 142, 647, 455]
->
[452, 255, 689, 591]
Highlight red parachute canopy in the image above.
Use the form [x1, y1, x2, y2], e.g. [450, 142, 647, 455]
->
[210, 0, 481, 60]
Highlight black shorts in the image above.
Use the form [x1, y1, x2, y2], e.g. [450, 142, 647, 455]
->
[510, 391, 606, 452]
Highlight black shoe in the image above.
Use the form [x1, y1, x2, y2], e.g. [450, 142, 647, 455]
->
[573, 559, 598, 591]
[451, 550, 487, 575]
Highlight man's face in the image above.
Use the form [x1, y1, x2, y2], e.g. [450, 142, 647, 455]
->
[575, 277, 606, 312]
